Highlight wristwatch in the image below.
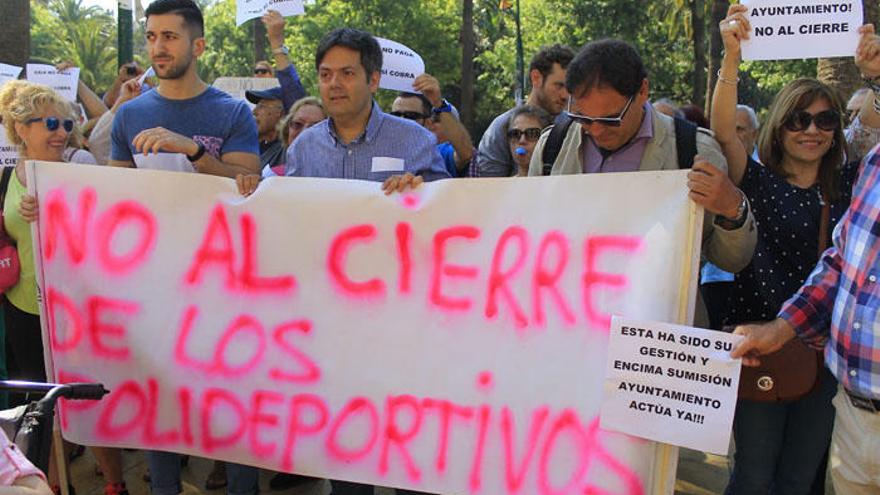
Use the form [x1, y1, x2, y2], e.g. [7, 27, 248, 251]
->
[715, 190, 749, 230]
[187, 142, 206, 163]
[272, 45, 290, 57]
[432, 99, 453, 115]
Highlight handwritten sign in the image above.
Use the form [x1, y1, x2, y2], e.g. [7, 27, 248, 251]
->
[26, 64, 80, 102]
[0, 63, 22, 89]
[212, 77, 280, 108]
[0, 132, 17, 168]
[741, 0, 863, 61]
[31, 163, 703, 494]
[376, 38, 425, 93]
[600, 317, 742, 455]
[236, 0, 305, 26]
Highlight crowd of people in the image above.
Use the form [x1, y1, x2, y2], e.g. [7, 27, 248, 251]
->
[1, 0, 879, 494]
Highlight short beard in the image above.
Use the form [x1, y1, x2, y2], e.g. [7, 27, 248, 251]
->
[153, 53, 192, 80]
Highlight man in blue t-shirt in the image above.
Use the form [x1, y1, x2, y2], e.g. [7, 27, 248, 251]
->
[109, 1, 260, 495]
[110, 0, 259, 180]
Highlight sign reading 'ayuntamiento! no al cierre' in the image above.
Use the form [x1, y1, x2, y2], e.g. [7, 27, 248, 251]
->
[741, 0, 863, 60]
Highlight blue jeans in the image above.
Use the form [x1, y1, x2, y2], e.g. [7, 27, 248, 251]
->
[725, 367, 836, 494]
[147, 452, 258, 495]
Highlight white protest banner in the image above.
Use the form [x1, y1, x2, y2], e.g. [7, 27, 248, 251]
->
[212, 77, 279, 108]
[377, 38, 425, 93]
[0, 132, 17, 168]
[26, 64, 80, 102]
[741, 0, 863, 61]
[600, 316, 743, 455]
[0, 63, 22, 89]
[30, 163, 704, 494]
[236, 0, 304, 26]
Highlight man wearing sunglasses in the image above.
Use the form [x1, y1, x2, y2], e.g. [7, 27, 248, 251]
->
[529, 39, 757, 328]
[390, 73, 474, 177]
[475, 44, 574, 177]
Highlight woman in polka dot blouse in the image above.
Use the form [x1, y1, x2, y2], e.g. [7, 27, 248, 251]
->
[707, 4, 870, 494]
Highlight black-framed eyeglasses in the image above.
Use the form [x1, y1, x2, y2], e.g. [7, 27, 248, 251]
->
[389, 111, 430, 121]
[783, 109, 840, 133]
[26, 117, 74, 133]
[565, 95, 635, 128]
[506, 127, 543, 141]
[254, 68, 271, 75]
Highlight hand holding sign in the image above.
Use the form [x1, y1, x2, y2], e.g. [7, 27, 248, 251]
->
[730, 319, 797, 367]
[719, 4, 751, 58]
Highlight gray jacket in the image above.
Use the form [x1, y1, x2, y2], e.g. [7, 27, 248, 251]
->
[528, 110, 757, 325]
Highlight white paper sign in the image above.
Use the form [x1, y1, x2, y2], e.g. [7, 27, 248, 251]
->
[0, 63, 22, 89]
[601, 316, 743, 455]
[741, 0, 863, 61]
[0, 132, 17, 168]
[236, 0, 304, 26]
[30, 163, 704, 494]
[212, 77, 280, 108]
[377, 37, 425, 93]
[26, 64, 80, 102]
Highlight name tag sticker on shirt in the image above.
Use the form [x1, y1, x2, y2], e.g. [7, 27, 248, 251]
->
[371, 156, 405, 173]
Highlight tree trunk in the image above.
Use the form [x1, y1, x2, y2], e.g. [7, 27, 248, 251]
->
[691, 0, 707, 109]
[460, 0, 475, 133]
[816, 0, 876, 100]
[704, 0, 728, 117]
[253, 19, 266, 65]
[0, 0, 30, 67]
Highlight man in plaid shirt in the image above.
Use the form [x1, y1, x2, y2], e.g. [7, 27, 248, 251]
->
[733, 27, 880, 493]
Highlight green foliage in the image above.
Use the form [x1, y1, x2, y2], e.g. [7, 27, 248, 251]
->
[31, 0, 118, 91]
[27, 0, 820, 134]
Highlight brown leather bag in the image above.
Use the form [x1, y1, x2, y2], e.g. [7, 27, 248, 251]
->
[735, 198, 830, 402]
[737, 339, 822, 402]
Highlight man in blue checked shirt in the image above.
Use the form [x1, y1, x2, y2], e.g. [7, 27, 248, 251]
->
[284, 28, 450, 190]
[731, 27, 880, 494]
[236, 27, 442, 495]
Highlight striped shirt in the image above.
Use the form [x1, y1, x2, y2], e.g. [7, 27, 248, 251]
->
[285, 101, 450, 182]
[779, 145, 880, 399]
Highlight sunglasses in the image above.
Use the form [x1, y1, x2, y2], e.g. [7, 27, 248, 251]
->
[783, 109, 840, 132]
[565, 95, 635, 128]
[26, 117, 74, 132]
[390, 111, 429, 121]
[254, 68, 271, 75]
[506, 127, 543, 141]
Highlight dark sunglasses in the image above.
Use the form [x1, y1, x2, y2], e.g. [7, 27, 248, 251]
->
[506, 127, 543, 141]
[26, 117, 74, 132]
[253, 68, 271, 75]
[565, 95, 635, 128]
[390, 111, 429, 121]
[783, 109, 840, 132]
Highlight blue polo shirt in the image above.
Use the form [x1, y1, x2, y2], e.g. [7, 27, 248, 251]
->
[285, 101, 450, 182]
